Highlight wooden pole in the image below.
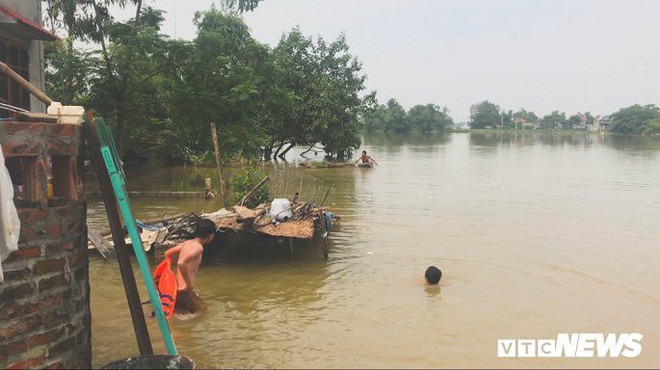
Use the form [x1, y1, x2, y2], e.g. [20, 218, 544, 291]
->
[85, 113, 154, 355]
[210, 122, 228, 208]
[320, 188, 331, 207]
[0, 60, 53, 105]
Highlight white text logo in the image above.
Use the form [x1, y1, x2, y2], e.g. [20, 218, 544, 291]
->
[497, 333, 643, 358]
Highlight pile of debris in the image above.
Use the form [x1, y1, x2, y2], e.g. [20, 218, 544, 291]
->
[89, 199, 337, 256]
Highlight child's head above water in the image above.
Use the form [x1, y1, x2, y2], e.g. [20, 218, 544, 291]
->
[425, 266, 442, 285]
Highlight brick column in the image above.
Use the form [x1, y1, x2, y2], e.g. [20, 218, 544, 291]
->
[0, 121, 90, 369]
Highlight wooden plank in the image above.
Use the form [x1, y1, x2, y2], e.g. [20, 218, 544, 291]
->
[15, 112, 57, 123]
[88, 227, 115, 259]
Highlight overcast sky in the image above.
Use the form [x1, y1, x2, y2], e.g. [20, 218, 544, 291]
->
[135, 0, 660, 122]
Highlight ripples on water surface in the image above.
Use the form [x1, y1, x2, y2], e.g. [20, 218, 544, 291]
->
[89, 132, 660, 368]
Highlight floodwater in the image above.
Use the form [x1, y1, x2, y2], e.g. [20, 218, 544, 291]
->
[88, 132, 660, 369]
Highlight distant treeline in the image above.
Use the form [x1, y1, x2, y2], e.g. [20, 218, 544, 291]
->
[362, 98, 453, 133]
[463, 100, 660, 134]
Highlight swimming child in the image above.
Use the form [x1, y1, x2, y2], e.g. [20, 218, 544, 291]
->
[424, 266, 442, 285]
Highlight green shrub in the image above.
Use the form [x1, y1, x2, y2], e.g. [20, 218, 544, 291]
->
[227, 166, 270, 208]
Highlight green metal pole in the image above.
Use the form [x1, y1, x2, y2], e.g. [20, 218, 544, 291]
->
[100, 147, 177, 355]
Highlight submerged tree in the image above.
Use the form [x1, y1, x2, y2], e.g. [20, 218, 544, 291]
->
[610, 104, 660, 134]
[407, 104, 453, 133]
[469, 100, 500, 129]
[266, 28, 374, 160]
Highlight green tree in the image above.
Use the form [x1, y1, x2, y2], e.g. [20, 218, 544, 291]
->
[44, 38, 95, 105]
[610, 104, 660, 134]
[45, 0, 145, 156]
[381, 98, 407, 133]
[308, 33, 374, 159]
[171, 7, 269, 162]
[642, 117, 660, 135]
[267, 28, 373, 160]
[512, 109, 538, 124]
[567, 114, 582, 128]
[362, 104, 387, 133]
[539, 111, 566, 129]
[469, 100, 500, 129]
[225, 0, 265, 12]
[407, 104, 452, 133]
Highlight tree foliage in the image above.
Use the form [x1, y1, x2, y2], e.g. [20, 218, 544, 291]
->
[362, 99, 452, 133]
[539, 110, 566, 129]
[43, 0, 173, 156]
[227, 166, 270, 208]
[469, 100, 500, 129]
[263, 28, 373, 160]
[407, 104, 452, 133]
[610, 104, 660, 134]
[512, 108, 538, 124]
[43, 1, 376, 162]
[171, 8, 269, 161]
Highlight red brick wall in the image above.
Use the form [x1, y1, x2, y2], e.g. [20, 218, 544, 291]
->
[0, 121, 90, 369]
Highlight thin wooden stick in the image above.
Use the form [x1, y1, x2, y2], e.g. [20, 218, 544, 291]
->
[210, 122, 228, 208]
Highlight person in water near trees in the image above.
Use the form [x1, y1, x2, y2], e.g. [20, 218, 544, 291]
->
[424, 266, 442, 285]
[164, 219, 216, 314]
[354, 150, 378, 166]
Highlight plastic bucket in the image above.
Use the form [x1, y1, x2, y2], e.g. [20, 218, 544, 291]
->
[101, 355, 195, 369]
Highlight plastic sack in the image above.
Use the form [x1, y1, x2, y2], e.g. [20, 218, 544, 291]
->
[270, 198, 292, 221]
[0, 145, 20, 282]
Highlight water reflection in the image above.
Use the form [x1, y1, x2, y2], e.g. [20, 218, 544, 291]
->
[170, 239, 331, 368]
[607, 134, 660, 154]
[423, 285, 441, 298]
[362, 132, 451, 153]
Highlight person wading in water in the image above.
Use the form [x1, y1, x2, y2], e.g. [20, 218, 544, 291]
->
[164, 219, 216, 314]
[354, 150, 378, 167]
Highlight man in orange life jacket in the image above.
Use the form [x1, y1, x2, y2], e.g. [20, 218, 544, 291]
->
[164, 219, 216, 314]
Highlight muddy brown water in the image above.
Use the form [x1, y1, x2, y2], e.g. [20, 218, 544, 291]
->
[88, 132, 660, 368]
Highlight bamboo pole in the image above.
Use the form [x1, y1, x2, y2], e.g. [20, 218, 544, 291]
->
[298, 171, 304, 199]
[0, 60, 53, 105]
[210, 122, 228, 208]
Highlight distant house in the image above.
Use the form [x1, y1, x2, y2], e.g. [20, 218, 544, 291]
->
[513, 117, 538, 129]
[0, 0, 57, 116]
[593, 114, 612, 132]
